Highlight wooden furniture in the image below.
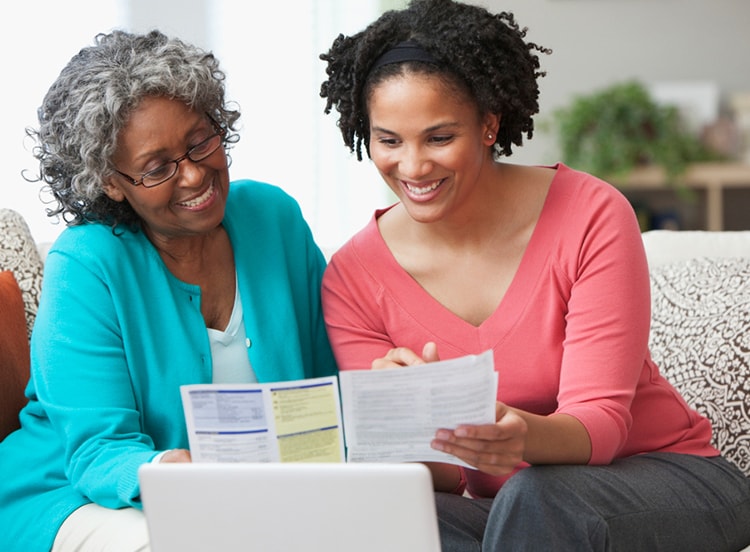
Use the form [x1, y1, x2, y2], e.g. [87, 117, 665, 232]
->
[616, 162, 750, 231]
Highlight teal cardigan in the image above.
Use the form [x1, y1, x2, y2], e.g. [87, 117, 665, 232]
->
[0, 180, 337, 551]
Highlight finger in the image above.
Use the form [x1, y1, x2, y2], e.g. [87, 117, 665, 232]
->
[432, 428, 525, 464]
[421, 342, 440, 363]
[160, 448, 192, 463]
[494, 401, 508, 422]
[438, 423, 506, 442]
[371, 358, 405, 370]
[431, 416, 527, 475]
[371, 347, 425, 370]
[431, 437, 522, 476]
[448, 402, 512, 435]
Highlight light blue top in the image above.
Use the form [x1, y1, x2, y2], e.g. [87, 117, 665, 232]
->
[208, 278, 257, 383]
[0, 180, 337, 551]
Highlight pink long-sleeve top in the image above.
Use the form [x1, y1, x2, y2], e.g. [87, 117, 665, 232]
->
[322, 164, 717, 498]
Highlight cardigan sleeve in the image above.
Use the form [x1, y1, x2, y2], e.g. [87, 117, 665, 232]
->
[31, 243, 160, 509]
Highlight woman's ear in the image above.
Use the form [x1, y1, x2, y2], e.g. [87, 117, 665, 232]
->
[102, 178, 126, 202]
[483, 113, 501, 146]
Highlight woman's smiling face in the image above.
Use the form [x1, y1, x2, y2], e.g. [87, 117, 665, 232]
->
[105, 96, 230, 243]
[367, 72, 498, 224]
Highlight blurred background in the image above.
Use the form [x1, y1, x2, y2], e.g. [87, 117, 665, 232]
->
[2, 0, 749, 251]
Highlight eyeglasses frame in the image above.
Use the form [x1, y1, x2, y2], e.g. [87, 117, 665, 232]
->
[113, 122, 227, 188]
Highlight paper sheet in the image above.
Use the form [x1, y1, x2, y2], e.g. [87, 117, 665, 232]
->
[181, 350, 497, 466]
[339, 350, 497, 466]
[181, 376, 345, 462]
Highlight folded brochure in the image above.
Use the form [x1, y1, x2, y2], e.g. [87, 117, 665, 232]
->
[181, 350, 497, 465]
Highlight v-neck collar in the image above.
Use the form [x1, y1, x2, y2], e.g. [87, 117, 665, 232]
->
[356, 164, 569, 352]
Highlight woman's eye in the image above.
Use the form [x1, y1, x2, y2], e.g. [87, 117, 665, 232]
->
[144, 164, 173, 180]
[190, 138, 213, 155]
[377, 137, 400, 146]
[430, 135, 453, 144]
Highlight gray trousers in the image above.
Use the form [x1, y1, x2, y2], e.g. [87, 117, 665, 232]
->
[435, 453, 750, 552]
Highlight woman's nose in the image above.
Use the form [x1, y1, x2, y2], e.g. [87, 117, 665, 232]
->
[174, 157, 204, 186]
[398, 146, 432, 179]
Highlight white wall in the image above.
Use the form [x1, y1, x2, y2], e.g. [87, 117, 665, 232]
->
[1, 1, 125, 245]
[480, 0, 750, 166]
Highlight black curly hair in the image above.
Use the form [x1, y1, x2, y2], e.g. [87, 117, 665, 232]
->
[320, 0, 551, 161]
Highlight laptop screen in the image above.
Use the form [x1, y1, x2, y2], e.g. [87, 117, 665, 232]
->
[139, 461, 441, 552]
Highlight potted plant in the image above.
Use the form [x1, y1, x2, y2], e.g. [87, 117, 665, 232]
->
[546, 80, 718, 185]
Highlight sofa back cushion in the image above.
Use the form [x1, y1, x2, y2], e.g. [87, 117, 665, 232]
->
[643, 229, 750, 268]
[649, 256, 750, 476]
[0, 270, 30, 440]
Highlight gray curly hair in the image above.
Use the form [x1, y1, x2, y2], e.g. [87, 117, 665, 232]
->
[27, 29, 241, 229]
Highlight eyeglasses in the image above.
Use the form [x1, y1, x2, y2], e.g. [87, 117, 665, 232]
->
[114, 127, 226, 188]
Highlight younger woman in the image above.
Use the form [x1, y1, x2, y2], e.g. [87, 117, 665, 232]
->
[319, 1, 750, 549]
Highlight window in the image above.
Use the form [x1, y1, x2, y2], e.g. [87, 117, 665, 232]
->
[209, 0, 390, 251]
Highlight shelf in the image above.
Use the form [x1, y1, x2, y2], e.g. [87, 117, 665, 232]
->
[614, 162, 750, 231]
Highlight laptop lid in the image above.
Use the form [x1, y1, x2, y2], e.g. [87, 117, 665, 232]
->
[138, 462, 441, 552]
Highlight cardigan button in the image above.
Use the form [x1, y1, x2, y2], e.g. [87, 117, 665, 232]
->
[246, 338, 252, 348]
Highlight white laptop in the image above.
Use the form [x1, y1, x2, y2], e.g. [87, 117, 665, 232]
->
[138, 462, 441, 552]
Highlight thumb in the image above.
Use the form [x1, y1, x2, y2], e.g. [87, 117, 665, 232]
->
[422, 342, 440, 363]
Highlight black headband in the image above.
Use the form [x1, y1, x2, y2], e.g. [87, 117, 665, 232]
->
[369, 40, 438, 73]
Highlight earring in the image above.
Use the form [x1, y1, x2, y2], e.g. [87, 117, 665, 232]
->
[487, 133, 493, 141]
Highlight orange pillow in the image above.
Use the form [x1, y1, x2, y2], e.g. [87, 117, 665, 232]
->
[0, 270, 30, 440]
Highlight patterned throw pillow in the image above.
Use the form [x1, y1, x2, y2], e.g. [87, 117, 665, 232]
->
[0, 209, 44, 339]
[649, 257, 750, 476]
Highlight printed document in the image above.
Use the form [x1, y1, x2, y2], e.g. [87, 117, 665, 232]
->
[181, 377, 345, 463]
[339, 350, 497, 466]
[181, 350, 497, 465]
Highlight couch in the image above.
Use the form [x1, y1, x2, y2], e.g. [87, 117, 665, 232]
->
[1, 209, 749, 470]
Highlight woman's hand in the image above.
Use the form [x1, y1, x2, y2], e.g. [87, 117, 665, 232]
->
[372, 342, 440, 369]
[159, 448, 192, 463]
[431, 402, 527, 477]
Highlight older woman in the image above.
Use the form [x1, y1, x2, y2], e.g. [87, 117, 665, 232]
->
[0, 30, 336, 551]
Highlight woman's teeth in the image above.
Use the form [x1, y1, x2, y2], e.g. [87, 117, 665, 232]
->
[178, 182, 214, 207]
[405, 180, 442, 195]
